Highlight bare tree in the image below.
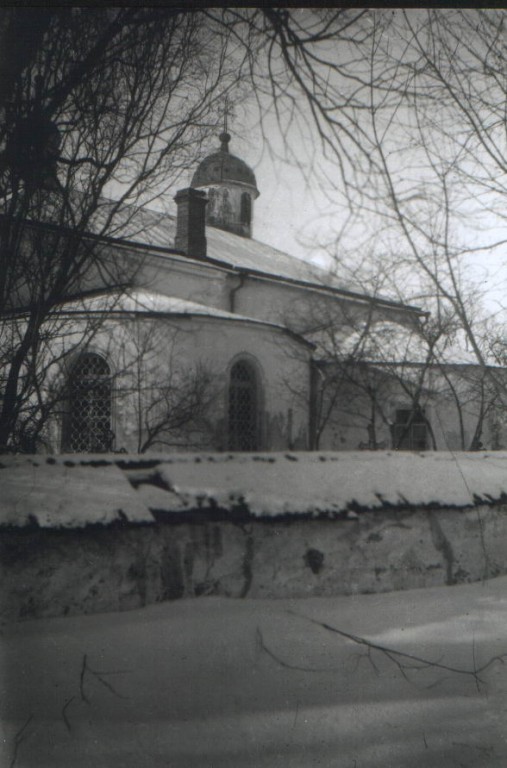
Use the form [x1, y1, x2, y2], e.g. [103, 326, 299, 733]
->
[281, 246, 507, 452]
[264, 12, 507, 449]
[0, 8, 386, 452]
[330, 10, 507, 392]
[302, 308, 439, 451]
[294, 14, 507, 449]
[10, 9, 505, 454]
[0, 9, 238, 450]
[115, 318, 218, 453]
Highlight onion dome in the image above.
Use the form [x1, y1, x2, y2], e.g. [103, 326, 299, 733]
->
[191, 132, 259, 198]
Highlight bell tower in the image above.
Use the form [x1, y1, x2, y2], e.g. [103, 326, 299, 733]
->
[191, 131, 259, 238]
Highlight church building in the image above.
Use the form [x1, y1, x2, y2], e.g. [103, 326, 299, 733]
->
[40, 133, 495, 455]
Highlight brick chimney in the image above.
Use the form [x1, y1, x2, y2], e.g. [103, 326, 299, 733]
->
[174, 187, 207, 258]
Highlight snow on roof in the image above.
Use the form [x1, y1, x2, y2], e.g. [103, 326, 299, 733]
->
[3, 451, 507, 530]
[315, 321, 502, 368]
[59, 289, 270, 323]
[317, 321, 429, 364]
[0, 457, 153, 528]
[55, 289, 304, 341]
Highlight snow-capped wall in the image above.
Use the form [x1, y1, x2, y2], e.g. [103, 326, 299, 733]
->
[3, 451, 507, 527]
[0, 456, 152, 527]
[2, 452, 507, 619]
[131, 450, 507, 516]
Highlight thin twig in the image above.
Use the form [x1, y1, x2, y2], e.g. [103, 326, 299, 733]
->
[258, 613, 507, 689]
[89, 670, 129, 700]
[9, 714, 33, 768]
[61, 696, 76, 733]
[79, 655, 130, 701]
[80, 653, 89, 704]
[288, 611, 507, 685]
[256, 627, 341, 673]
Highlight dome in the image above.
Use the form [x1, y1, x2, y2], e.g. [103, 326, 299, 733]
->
[191, 133, 259, 197]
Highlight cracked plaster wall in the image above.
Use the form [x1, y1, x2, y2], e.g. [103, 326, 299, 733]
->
[2, 504, 507, 620]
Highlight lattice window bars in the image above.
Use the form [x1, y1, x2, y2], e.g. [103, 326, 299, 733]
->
[66, 353, 113, 453]
[228, 360, 258, 451]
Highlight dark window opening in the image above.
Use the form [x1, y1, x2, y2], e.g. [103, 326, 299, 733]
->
[240, 193, 251, 226]
[64, 353, 113, 453]
[228, 360, 258, 451]
[393, 407, 428, 451]
[207, 187, 216, 212]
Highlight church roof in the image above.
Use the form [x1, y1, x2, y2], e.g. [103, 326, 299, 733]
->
[191, 132, 259, 196]
[91, 201, 380, 299]
[55, 289, 313, 347]
[19, 196, 422, 315]
[97, 203, 422, 314]
[56, 289, 265, 321]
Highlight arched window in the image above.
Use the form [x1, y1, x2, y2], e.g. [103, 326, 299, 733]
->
[64, 353, 113, 452]
[240, 192, 251, 226]
[207, 187, 216, 216]
[228, 360, 258, 451]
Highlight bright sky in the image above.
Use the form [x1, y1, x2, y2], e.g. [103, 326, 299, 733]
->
[210, 122, 506, 319]
[148, 9, 507, 320]
[232, 103, 507, 320]
[172, 118, 330, 267]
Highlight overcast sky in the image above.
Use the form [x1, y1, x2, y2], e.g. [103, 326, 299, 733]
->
[163, 10, 507, 317]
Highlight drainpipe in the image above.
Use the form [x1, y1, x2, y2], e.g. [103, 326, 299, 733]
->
[309, 360, 324, 451]
[228, 271, 246, 313]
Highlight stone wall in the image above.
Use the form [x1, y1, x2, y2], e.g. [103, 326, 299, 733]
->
[2, 503, 506, 621]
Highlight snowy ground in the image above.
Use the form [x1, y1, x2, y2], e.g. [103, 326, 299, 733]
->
[2, 577, 507, 767]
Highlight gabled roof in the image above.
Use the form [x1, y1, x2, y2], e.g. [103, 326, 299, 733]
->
[10, 195, 424, 316]
[89, 200, 423, 314]
[97, 202, 350, 286]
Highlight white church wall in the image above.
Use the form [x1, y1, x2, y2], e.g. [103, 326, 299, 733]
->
[316, 365, 507, 453]
[65, 239, 229, 314]
[44, 312, 312, 454]
[231, 273, 418, 335]
[130, 251, 229, 311]
[125, 316, 311, 453]
[425, 367, 507, 452]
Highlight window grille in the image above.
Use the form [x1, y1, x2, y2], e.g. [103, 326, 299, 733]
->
[393, 407, 428, 451]
[228, 360, 258, 451]
[65, 353, 113, 452]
